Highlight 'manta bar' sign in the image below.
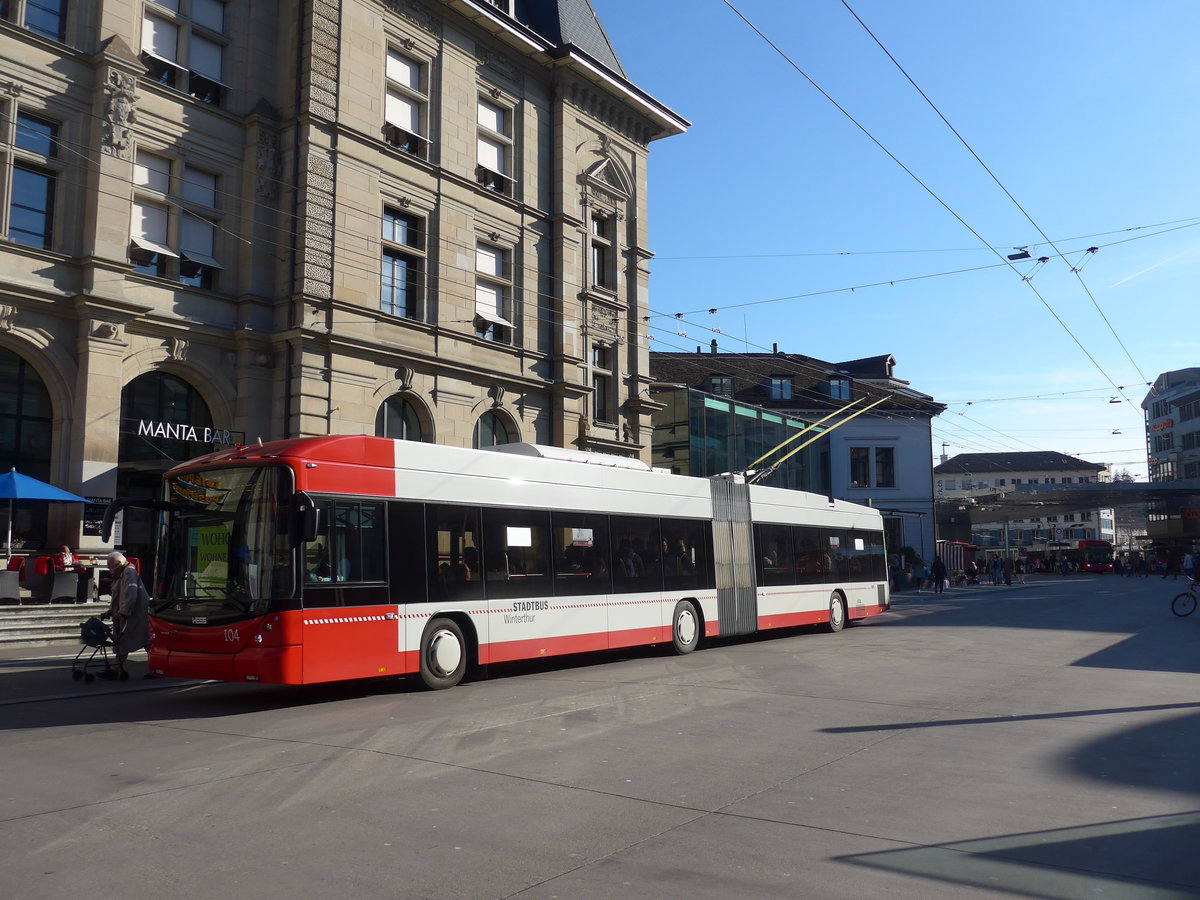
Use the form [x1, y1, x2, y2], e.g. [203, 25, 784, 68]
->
[137, 419, 235, 446]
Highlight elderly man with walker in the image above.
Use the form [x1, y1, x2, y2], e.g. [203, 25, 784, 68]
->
[105, 551, 153, 678]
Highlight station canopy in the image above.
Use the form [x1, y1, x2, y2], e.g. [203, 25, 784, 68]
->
[946, 481, 1200, 523]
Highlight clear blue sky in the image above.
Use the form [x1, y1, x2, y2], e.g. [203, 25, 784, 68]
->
[591, 0, 1200, 480]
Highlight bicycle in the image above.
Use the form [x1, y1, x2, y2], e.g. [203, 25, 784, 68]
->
[1171, 577, 1198, 617]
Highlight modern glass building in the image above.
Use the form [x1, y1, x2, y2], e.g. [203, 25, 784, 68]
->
[650, 388, 830, 494]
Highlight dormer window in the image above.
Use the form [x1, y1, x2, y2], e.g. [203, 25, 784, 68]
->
[826, 377, 851, 401]
[768, 376, 792, 401]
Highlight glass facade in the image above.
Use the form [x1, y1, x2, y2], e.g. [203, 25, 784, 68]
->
[651, 388, 829, 494]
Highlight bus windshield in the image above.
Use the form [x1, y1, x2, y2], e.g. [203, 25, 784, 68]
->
[155, 465, 295, 624]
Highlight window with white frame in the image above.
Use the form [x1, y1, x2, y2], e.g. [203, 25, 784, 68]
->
[2, 0, 67, 41]
[589, 211, 615, 290]
[768, 376, 792, 401]
[825, 376, 851, 401]
[384, 47, 429, 158]
[380, 206, 425, 320]
[592, 344, 614, 423]
[474, 241, 513, 343]
[3, 108, 60, 250]
[140, 0, 228, 106]
[476, 97, 513, 195]
[130, 148, 222, 288]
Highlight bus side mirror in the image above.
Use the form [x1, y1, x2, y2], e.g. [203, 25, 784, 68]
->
[299, 499, 321, 543]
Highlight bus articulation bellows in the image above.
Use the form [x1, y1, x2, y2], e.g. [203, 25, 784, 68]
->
[128, 436, 890, 688]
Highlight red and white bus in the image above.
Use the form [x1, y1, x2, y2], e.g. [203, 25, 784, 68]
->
[112, 436, 889, 688]
[1077, 540, 1115, 573]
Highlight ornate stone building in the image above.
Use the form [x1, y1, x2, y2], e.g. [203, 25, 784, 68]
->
[0, 0, 686, 558]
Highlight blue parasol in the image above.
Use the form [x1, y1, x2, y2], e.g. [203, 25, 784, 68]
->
[0, 468, 87, 561]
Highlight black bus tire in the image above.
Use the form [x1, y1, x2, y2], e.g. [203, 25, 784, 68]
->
[671, 600, 700, 654]
[419, 617, 467, 689]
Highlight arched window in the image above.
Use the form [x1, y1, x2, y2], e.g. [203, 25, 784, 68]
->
[473, 411, 512, 449]
[0, 346, 53, 480]
[375, 395, 424, 441]
[118, 372, 215, 562]
[119, 372, 214, 464]
[0, 347, 54, 549]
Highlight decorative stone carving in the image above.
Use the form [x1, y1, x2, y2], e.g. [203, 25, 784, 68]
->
[0, 304, 15, 332]
[588, 304, 619, 339]
[92, 321, 122, 342]
[396, 365, 414, 392]
[381, 0, 437, 33]
[567, 80, 653, 146]
[488, 384, 505, 408]
[102, 71, 137, 159]
[255, 131, 282, 200]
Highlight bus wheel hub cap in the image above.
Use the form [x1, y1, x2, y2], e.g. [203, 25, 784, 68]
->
[430, 631, 462, 674]
[677, 611, 696, 645]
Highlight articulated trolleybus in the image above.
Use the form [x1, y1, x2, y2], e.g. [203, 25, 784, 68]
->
[132, 436, 889, 688]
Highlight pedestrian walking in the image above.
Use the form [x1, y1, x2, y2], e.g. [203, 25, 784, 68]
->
[106, 551, 152, 675]
[930, 555, 948, 594]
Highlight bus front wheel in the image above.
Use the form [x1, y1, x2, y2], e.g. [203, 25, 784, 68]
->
[420, 617, 467, 690]
[671, 600, 700, 654]
[827, 593, 847, 633]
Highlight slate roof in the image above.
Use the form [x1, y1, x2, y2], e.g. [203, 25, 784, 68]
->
[515, 0, 627, 77]
[933, 451, 1105, 476]
[649, 351, 944, 415]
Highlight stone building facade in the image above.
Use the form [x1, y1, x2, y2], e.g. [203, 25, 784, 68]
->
[0, 0, 686, 558]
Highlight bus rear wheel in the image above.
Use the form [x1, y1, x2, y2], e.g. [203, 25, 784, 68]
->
[420, 617, 467, 690]
[671, 600, 700, 654]
[827, 593, 847, 633]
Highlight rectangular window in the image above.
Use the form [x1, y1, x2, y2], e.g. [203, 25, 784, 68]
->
[476, 97, 513, 195]
[129, 150, 221, 287]
[5, 108, 60, 250]
[179, 213, 219, 288]
[709, 376, 733, 396]
[550, 512, 611, 596]
[384, 48, 428, 157]
[826, 377, 851, 401]
[474, 242, 513, 342]
[3, 0, 67, 41]
[850, 446, 895, 488]
[9, 164, 55, 249]
[15, 113, 58, 156]
[768, 376, 793, 401]
[482, 508, 550, 599]
[755, 523, 794, 587]
[849, 447, 870, 488]
[428, 504, 482, 604]
[380, 207, 424, 320]
[874, 447, 895, 488]
[141, 1, 228, 105]
[591, 344, 613, 423]
[611, 515, 661, 593]
[589, 213, 614, 289]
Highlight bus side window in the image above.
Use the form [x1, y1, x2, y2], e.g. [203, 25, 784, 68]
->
[551, 512, 611, 596]
[427, 504, 483, 603]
